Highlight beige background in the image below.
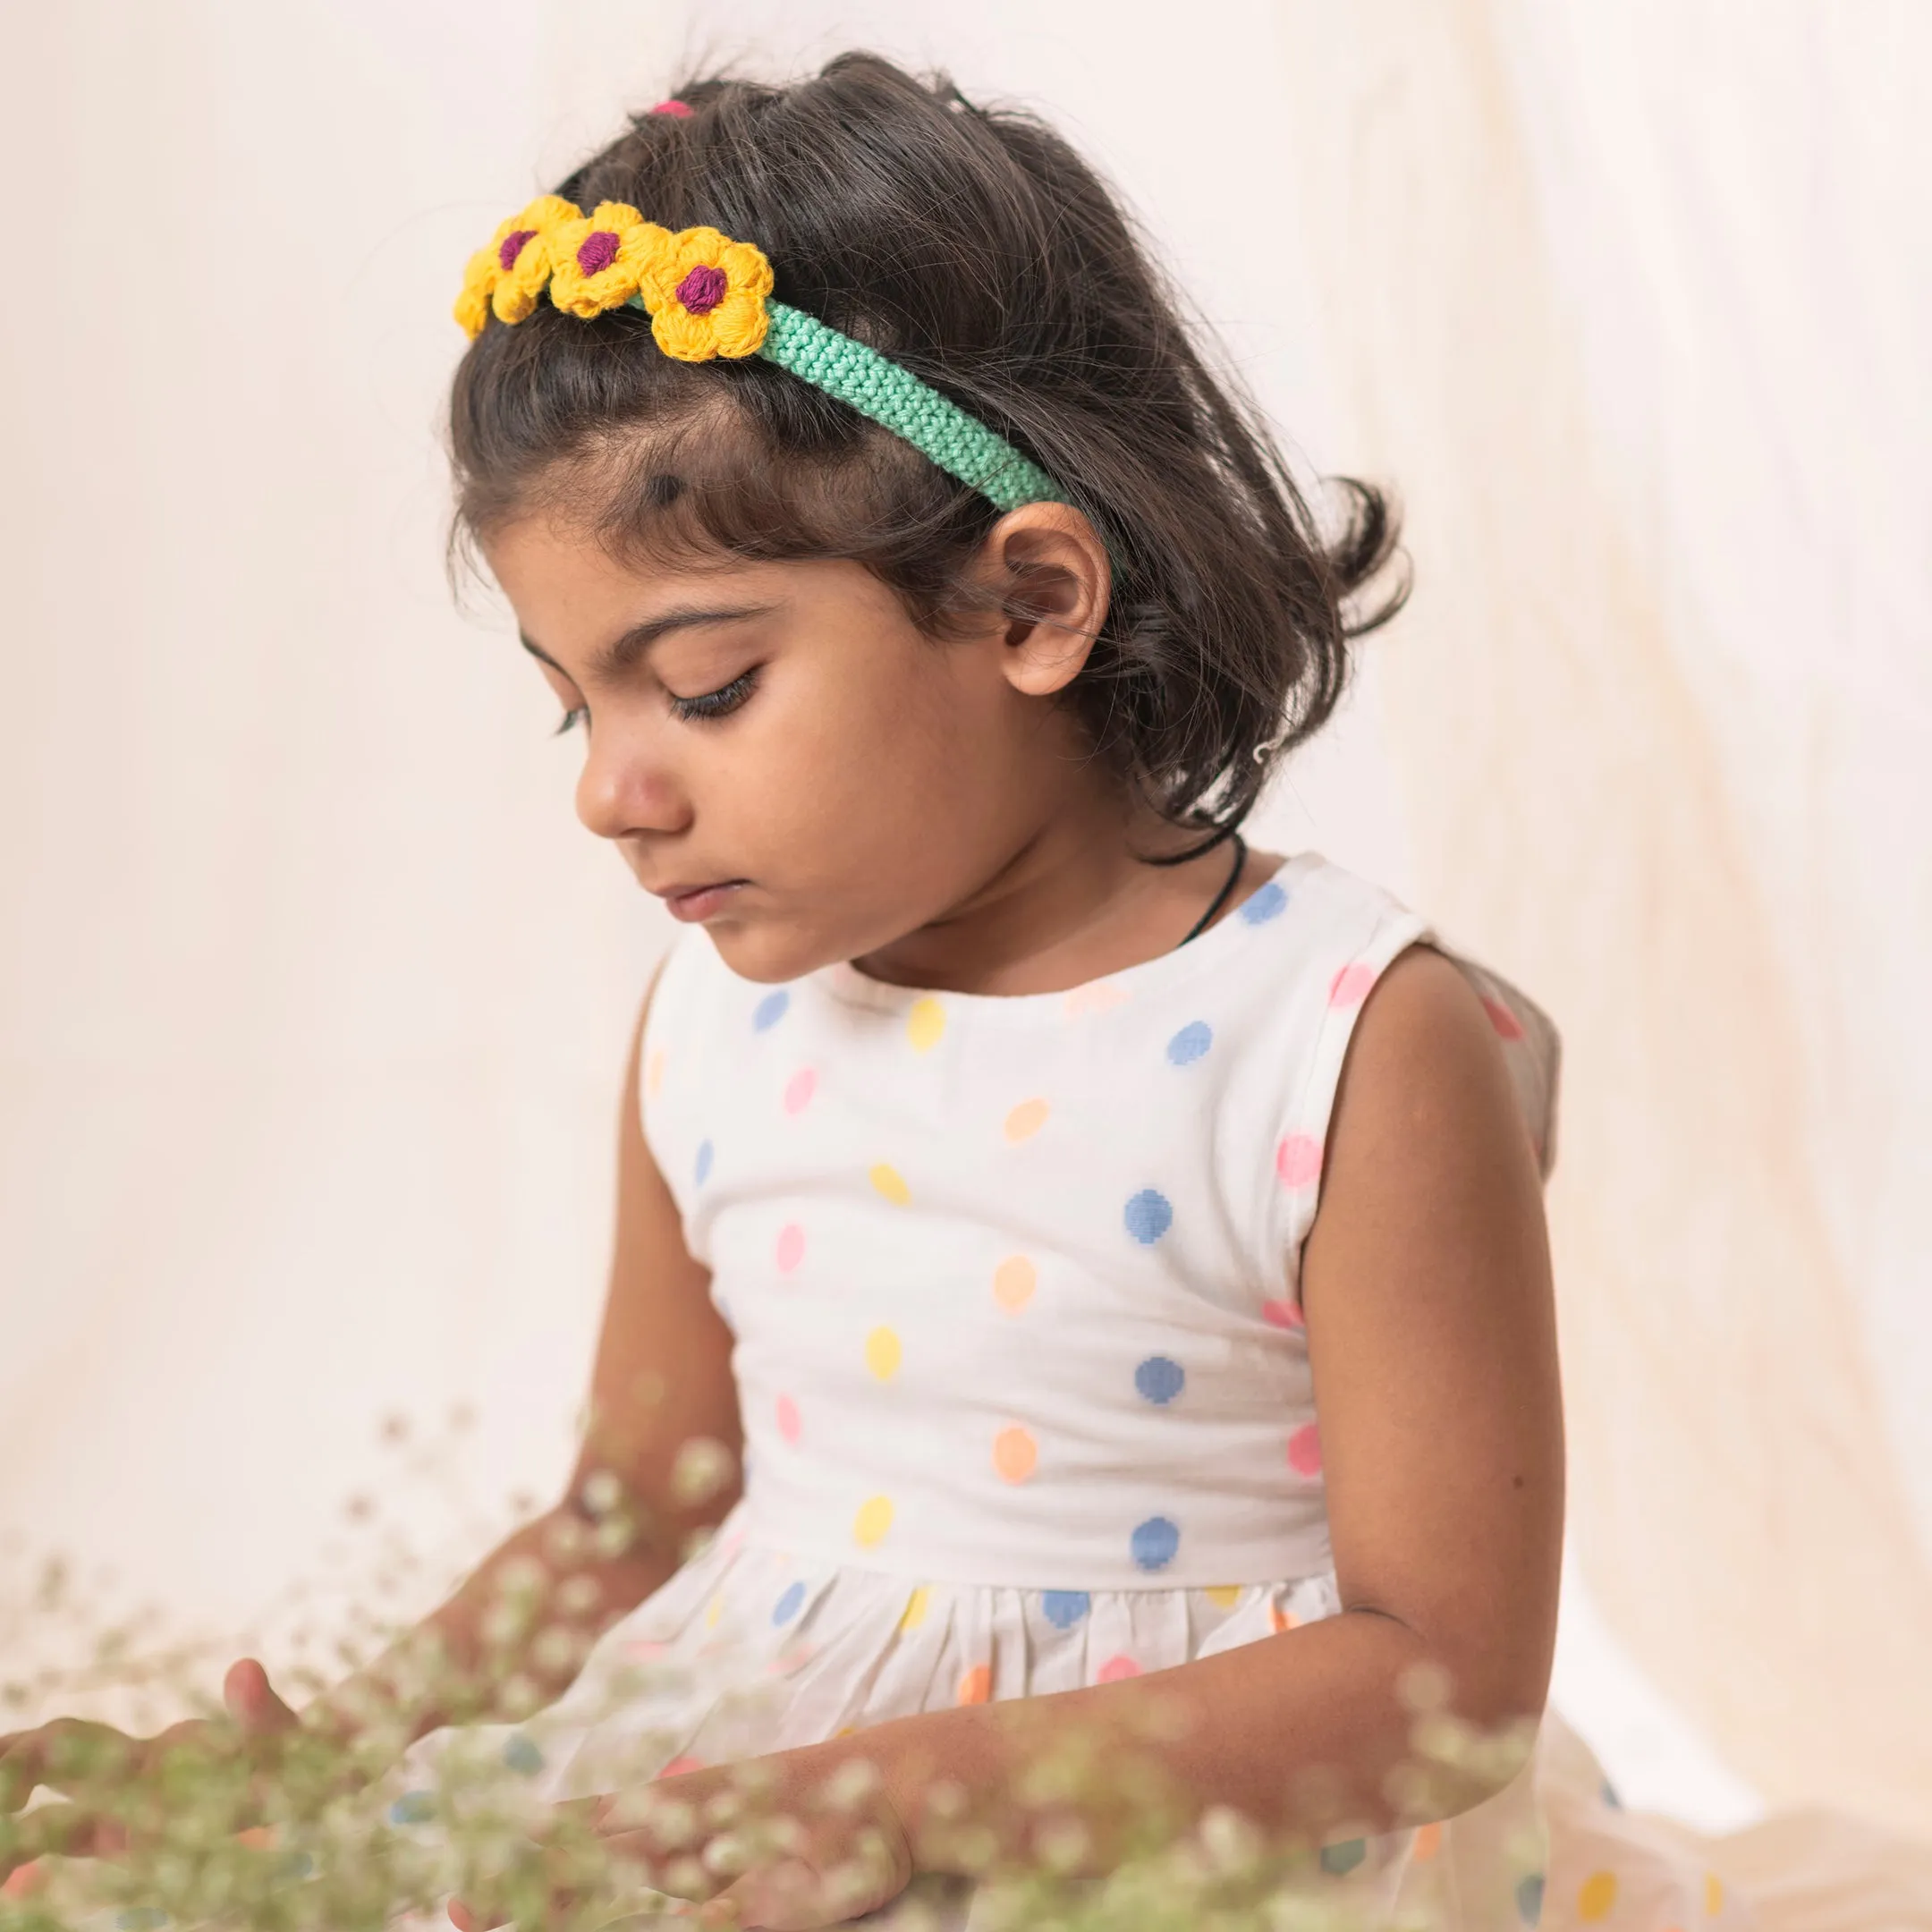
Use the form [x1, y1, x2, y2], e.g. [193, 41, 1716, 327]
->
[3, 0, 1927, 1895]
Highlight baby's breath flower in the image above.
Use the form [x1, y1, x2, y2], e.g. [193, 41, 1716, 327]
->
[669, 1436, 736, 1507]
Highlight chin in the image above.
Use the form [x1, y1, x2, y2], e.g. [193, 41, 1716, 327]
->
[700, 915, 840, 987]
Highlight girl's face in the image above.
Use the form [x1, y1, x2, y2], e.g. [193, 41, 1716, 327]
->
[486, 509, 1112, 984]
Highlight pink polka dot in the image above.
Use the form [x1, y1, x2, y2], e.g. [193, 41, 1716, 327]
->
[657, 1755, 705, 1778]
[1261, 1297, 1306, 1330]
[775, 1223, 805, 1273]
[775, 1394, 801, 1444]
[1275, 1133, 1323, 1188]
[1329, 962, 1377, 1007]
[1482, 996, 1525, 1041]
[1286, 1422, 1323, 1477]
[784, 1067, 817, 1114]
[1095, 1654, 1142, 1683]
[623, 1638, 668, 1661]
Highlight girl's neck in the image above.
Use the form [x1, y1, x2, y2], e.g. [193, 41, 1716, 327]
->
[850, 795, 1270, 999]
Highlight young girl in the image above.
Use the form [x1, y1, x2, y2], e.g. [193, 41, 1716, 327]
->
[4, 49, 1752, 1932]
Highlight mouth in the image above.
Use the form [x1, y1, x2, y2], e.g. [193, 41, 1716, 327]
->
[651, 879, 748, 922]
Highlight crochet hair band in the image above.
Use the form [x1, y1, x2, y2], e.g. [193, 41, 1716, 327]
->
[455, 196, 1070, 515]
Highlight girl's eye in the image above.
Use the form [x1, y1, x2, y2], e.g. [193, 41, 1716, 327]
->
[667, 666, 760, 724]
[553, 704, 589, 737]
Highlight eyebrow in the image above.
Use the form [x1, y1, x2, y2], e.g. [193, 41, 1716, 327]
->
[518, 603, 779, 683]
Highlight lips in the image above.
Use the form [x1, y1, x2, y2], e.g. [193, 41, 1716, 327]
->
[652, 879, 747, 922]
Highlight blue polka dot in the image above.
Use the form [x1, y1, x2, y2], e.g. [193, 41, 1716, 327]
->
[1041, 1590, 1091, 1630]
[389, 1791, 436, 1826]
[1515, 1873, 1546, 1927]
[1123, 1188, 1174, 1244]
[503, 1733, 544, 1776]
[1240, 880, 1289, 926]
[695, 1139, 714, 1186]
[1600, 1777, 1623, 1809]
[1165, 1021, 1213, 1066]
[1319, 1839, 1367, 1876]
[1130, 1515, 1180, 1572]
[284, 1853, 316, 1881]
[753, 989, 790, 1032]
[1134, 1355, 1185, 1405]
[772, 1580, 805, 1626]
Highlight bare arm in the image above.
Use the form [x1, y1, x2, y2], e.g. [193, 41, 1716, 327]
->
[855, 944, 1564, 1858]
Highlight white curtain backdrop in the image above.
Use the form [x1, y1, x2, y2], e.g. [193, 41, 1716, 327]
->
[4, 0, 1928, 1908]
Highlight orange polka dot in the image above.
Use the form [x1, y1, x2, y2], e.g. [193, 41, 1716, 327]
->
[775, 1394, 801, 1444]
[993, 1426, 1038, 1483]
[1578, 1870, 1618, 1922]
[784, 1066, 817, 1114]
[993, 1255, 1037, 1311]
[775, 1223, 805, 1273]
[853, 1495, 894, 1547]
[1705, 1874, 1724, 1917]
[1275, 1133, 1323, 1188]
[1286, 1422, 1323, 1477]
[1411, 1821, 1443, 1863]
[956, 1664, 992, 1705]
[646, 1050, 666, 1097]
[1004, 1097, 1051, 1143]
[1062, 979, 1131, 1018]
[1268, 1603, 1299, 1634]
[869, 1162, 911, 1205]
[865, 1326, 902, 1380]
[1329, 962, 1377, 1007]
[3, 1862, 47, 1901]
[1095, 1654, 1141, 1683]
[236, 1826, 279, 1851]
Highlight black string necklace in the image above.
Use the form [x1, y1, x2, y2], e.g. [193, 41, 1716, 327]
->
[1177, 833, 1248, 948]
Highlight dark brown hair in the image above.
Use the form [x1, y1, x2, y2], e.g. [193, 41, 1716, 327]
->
[449, 51, 1405, 849]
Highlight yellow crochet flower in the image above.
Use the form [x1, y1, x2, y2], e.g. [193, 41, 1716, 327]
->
[635, 226, 775, 361]
[547, 201, 672, 318]
[453, 195, 580, 337]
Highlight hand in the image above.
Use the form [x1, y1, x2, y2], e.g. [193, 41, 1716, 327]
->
[0, 1658, 301, 1881]
[451, 1746, 915, 1932]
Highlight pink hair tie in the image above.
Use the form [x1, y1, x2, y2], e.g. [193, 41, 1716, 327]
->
[649, 99, 693, 117]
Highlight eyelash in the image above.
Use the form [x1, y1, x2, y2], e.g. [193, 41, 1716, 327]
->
[552, 668, 761, 738]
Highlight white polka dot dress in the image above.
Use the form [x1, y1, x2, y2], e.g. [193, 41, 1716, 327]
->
[390, 852, 1757, 1932]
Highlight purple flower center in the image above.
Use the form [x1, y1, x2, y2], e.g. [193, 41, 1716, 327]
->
[675, 263, 729, 315]
[496, 228, 538, 273]
[576, 231, 621, 276]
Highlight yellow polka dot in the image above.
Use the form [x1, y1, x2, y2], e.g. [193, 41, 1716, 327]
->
[907, 997, 945, 1054]
[1578, 1870, 1618, 1922]
[704, 1594, 724, 1630]
[992, 1254, 1037, 1312]
[1205, 1584, 1242, 1609]
[869, 1162, 911, 1206]
[956, 1664, 992, 1705]
[647, 1049, 665, 1097]
[899, 1586, 930, 1632]
[1411, 1821, 1443, 1863]
[1705, 1875, 1724, 1917]
[852, 1495, 894, 1547]
[865, 1326, 902, 1380]
[1003, 1097, 1050, 1143]
[992, 1425, 1038, 1483]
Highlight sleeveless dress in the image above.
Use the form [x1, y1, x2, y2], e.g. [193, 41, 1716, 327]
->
[389, 851, 1758, 1932]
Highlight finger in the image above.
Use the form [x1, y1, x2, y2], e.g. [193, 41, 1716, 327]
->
[223, 1659, 300, 1739]
[2, 1722, 138, 1804]
[699, 1859, 824, 1932]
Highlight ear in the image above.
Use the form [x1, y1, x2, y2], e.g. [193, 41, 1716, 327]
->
[980, 503, 1112, 697]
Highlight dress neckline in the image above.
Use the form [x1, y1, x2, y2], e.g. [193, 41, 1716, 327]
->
[812, 849, 1310, 1021]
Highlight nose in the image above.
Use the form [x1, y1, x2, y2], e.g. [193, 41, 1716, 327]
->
[574, 722, 692, 843]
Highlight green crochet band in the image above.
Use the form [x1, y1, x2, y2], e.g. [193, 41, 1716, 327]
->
[625, 294, 1070, 513]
